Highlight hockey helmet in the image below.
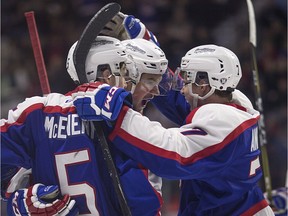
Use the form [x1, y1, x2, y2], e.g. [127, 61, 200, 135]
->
[66, 36, 136, 84]
[180, 44, 242, 92]
[121, 38, 168, 84]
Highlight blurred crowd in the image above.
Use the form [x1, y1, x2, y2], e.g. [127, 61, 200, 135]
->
[1, 0, 287, 215]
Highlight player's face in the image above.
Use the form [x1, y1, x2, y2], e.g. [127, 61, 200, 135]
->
[132, 73, 162, 113]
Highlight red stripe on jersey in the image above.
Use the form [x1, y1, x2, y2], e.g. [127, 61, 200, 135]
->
[226, 103, 247, 112]
[65, 82, 102, 96]
[111, 115, 259, 165]
[137, 163, 163, 211]
[109, 106, 130, 141]
[240, 199, 269, 216]
[1, 103, 76, 132]
[185, 106, 201, 124]
[184, 117, 259, 164]
[186, 103, 247, 124]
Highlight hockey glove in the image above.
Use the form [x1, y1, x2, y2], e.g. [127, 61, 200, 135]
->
[73, 84, 132, 121]
[100, 12, 159, 46]
[7, 183, 78, 216]
[265, 187, 288, 216]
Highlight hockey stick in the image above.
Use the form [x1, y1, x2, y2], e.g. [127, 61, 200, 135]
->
[24, 11, 49, 203]
[24, 11, 51, 95]
[246, 0, 272, 202]
[73, 3, 132, 216]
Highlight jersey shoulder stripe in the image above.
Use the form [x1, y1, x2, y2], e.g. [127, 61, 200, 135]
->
[111, 116, 259, 165]
[0, 93, 75, 132]
[110, 105, 260, 165]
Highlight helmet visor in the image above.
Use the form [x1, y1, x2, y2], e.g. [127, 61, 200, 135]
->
[171, 67, 196, 91]
[172, 68, 210, 91]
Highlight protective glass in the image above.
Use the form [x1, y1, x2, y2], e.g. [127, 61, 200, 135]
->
[156, 69, 176, 95]
[172, 67, 210, 91]
[171, 67, 193, 91]
[140, 76, 162, 93]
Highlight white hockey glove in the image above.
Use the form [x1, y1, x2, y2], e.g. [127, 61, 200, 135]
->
[7, 183, 79, 216]
[265, 187, 288, 216]
[100, 12, 159, 46]
[72, 83, 132, 121]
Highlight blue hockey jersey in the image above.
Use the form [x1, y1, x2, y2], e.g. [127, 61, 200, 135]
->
[1, 92, 162, 216]
[151, 90, 190, 126]
[108, 100, 270, 215]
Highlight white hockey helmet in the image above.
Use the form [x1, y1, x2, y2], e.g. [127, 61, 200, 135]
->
[180, 44, 242, 92]
[66, 36, 131, 84]
[121, 38, 168, 84]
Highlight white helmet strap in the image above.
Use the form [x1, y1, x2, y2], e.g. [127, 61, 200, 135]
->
[198, 86, 216, 100]
[130, 83, 136, 93]
[114, 75, 120, 87]
[188, 83, 216, 105]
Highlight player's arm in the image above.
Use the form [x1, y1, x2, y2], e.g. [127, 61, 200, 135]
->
[1, 95, 79, 215]
[151, 68, 190, 125]
[72, 85, 205, 178]
[1, 166, 32, 199]
[0, 95, 57, 171]
[72, 85, 242, 179]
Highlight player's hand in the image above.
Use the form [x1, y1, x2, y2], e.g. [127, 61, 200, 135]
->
[7, 183, 79, 216]
[265, 187, 287, 216]
[100, 12, 159, 46]
[72, 84, 132, 121]
[100, 12, 125, 39]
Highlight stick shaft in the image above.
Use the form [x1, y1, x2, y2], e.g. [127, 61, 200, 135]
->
[246, 0, 272, 201]
[24, 11, 51, 95]
[72, 3, 131, 215]
[251, 45, 272, 200]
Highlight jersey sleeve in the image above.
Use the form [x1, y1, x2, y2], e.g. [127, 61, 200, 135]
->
[0, 97, 43, 169]
[151, 89, 190, 126]
[1, 94, 73, 196]
[109, 104, 261, 180]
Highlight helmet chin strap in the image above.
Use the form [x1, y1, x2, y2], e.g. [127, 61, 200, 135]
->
[188, 83, 216, 109]
[115, 75, 119, 86]
[130, 84, 136, 93]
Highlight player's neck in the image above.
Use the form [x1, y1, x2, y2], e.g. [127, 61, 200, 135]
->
[202, 94, 231, 105]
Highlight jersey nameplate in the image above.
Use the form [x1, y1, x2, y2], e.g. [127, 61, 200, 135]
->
[44, 114, 85, 139]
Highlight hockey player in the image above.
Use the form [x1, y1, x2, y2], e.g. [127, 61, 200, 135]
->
[101, 10, 287, 215]
[1, 36, 168, 215]
[72, 44, 275, 215]
[99, 11, 191, 126]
